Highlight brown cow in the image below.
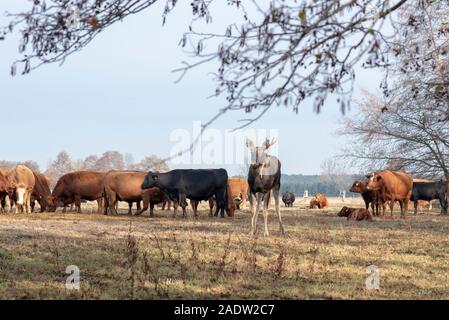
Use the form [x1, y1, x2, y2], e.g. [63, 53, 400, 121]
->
[0, 171, 10, 213]
[338, 206, 373, 221]
[309, 193, 328, 209]
[350, 180, 386, 216]
[48, 171, 105, 213]
[194, 182, 236, 217]
[103, 171, 168, 216]
[228, 177, 249, 210]
[6, 165, 36, 213]
[30, 172, 52, 212]
[366, 170, 413, 218]
[206, 178, 246, 216]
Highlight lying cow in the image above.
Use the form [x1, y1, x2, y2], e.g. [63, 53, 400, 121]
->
[141, 169, 230, 218]
[338, 206, 372, 221]
[309, 193, 328, 209]
[282, 191, 295, 207]
[411, 181, 447, 215]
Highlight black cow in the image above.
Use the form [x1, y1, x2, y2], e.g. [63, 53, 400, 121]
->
[411, 182, 448, 215]
[141, 169, 228, 218]
[282, 192, 295, 207]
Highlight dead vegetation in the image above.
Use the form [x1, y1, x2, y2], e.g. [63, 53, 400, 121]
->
[0, 197, 449, 299]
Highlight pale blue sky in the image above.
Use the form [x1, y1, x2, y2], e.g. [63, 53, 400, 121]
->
[0, 1, 382, 175]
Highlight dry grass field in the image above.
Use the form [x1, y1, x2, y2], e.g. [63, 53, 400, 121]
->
[1, 197, 449, 300]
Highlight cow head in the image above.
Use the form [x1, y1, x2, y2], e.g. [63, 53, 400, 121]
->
[233, 195, 243, 209]
[366, 172, 383, 191]
[338, 206, 351, 217]
[141, 172, 158, 190]
[45, 196, 59, 212]
[350, 180, 366, 193]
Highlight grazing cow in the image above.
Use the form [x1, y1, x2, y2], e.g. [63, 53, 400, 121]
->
[30, 172, 52, 212]
[0, 171, 10, 213]
[350, 180, 385, 216]
[282, 192, 295, 207]
[228, 178, 249, 210]
[411, 181, 447, 215]
[309, 193, 329, 209]
[6, 165, 36, 213]
[366, 170, 413, 218]
[103, 170, 169, 216]
[48, 171, 105, 213]
[207, 179, 243, 215]
[338, 206, 373, 221]
[141, 169, 229, 218]
[246, 138, 284, 237]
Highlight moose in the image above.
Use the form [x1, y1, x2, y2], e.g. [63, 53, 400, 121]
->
[245, 137, 285, 237]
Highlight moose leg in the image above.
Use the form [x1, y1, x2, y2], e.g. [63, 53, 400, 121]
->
[273, 188, 285, 236]
[249, 192, 257, 235]
[262, 192, 270, 237]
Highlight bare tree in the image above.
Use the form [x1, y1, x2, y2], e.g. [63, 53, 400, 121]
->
[129, 154, 169, 172]
[45, 150, 73, 187]
[95, 151, 125, 171]
[339, 3, 449, 179]
[339, 91, 449, 179]
[0, 0, 412, 123]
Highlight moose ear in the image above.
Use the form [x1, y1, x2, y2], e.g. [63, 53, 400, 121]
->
[152, 174, 159, 181]
[245, 138, 255, 149]
[265, 137, 277, 149]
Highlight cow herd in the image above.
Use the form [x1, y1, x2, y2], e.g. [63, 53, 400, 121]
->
[1, 138, 448, 237]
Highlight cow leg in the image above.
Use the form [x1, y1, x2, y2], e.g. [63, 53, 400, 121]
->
[96, 198, 103, 214]
[242, 193, 247, 210]
[389, 200, 394, 217]
[137, 201, 142, 212]
[414, 200, 418, 215]
[74, 195, 82, 214]
[208, 198, 214, 217]
[30, 200, 35, 213]
[439, 196, 448, 215]
[273, 189, 285, 236]
[139, 197, 149, 216]
[149, 202, 155, 217]
[127, 202, 133, 215]
[400, 200, 407, 219]
[179, 194, 188, 218]
[191, 200, 199, 218]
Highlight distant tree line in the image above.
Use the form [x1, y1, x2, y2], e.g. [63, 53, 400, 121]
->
[280, 174, 361, 197]
[0, 151, 169, 189]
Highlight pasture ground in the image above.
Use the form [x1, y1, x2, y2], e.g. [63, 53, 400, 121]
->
[1, 197, 449, 299]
